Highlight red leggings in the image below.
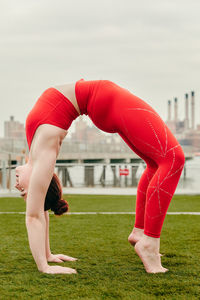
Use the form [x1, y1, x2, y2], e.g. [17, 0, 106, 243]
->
[76, 80, 185, 238]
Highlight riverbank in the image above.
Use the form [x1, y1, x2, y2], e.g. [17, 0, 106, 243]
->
[0, 186, 200, 198]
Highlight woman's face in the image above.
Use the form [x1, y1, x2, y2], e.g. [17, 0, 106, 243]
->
[15, 163, 32, 200]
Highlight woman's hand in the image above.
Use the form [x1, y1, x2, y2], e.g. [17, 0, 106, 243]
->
[47, 253, 78, 263]
[42, 265, 77, 274]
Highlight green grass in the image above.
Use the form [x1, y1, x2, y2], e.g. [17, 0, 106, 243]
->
[0, 195, 200, 299]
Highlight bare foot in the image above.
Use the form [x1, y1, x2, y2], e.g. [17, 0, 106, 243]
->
[128, 227, 144, 245]
[134, 235, 168, 274]
[128, 228, 163, 257]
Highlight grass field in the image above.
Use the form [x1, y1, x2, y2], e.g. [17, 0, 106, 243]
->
[0, 194, 200, 300]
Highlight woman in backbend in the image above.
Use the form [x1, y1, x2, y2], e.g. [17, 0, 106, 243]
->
[15, 79, 185, 274]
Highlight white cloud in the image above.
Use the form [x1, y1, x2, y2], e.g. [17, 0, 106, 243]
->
[0, 0, 200, 136]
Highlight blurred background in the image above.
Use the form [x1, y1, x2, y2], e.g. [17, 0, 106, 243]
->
[0, 0, 200, 192]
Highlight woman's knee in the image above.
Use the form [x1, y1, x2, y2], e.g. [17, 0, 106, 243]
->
[160, 144, 185, 169]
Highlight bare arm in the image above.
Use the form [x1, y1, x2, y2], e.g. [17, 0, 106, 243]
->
[44, 211, 51, 259]
[25, 127, 76, 274]
[44, 210, 78, 263]
[25, 148, 57, 272]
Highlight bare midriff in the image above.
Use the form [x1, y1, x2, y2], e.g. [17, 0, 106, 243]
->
[54, 83, 81, 115]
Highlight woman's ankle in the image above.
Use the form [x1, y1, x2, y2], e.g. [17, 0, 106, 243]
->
[139, 234, 160, 252]
[133, 227, 144, 234]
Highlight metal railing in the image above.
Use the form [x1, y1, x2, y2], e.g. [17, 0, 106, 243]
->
[0, 161, 191, 192]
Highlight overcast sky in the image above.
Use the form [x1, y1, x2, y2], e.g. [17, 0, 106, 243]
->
[0, 0, 200, 137]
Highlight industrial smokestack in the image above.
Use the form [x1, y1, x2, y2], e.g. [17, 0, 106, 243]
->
[174, 97, 178, 123]
[191, 91, 195, 130]
[168, 100, 171, 121]
[185, 93, 189, 130]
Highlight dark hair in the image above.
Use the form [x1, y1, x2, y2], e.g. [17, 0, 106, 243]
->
[44, 173, 69, 216]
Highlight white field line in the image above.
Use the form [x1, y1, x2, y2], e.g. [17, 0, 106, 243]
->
[0, 211, 200, 215]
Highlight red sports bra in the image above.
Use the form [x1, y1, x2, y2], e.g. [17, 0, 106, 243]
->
[25, 87, 79, 149]
[25, 78, 99, 149]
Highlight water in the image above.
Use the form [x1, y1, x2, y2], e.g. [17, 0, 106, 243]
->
[178, 156, 200, 191]
[3, 157, 200, 193]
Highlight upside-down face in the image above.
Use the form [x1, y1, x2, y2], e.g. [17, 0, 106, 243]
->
[15, 163, 32, 200]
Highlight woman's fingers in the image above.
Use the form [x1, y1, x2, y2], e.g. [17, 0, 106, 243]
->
[47, 254, 77, 263]
[49, 257, 63, 263]
[56, 254, 78, 261]
[47, 254, 61, 263]
[43, 265, 77, 274]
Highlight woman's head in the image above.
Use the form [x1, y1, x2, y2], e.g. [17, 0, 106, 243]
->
[15, 164, 68, 215]
[15, 163, 32, 199]
[44, 173, 69, 216]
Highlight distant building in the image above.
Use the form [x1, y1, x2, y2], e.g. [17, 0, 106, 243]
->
[4, 116, 25, 139]
[166, 91, 200, 152]
[70, 117, 126, 145]
[70, 117, 107, 144]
